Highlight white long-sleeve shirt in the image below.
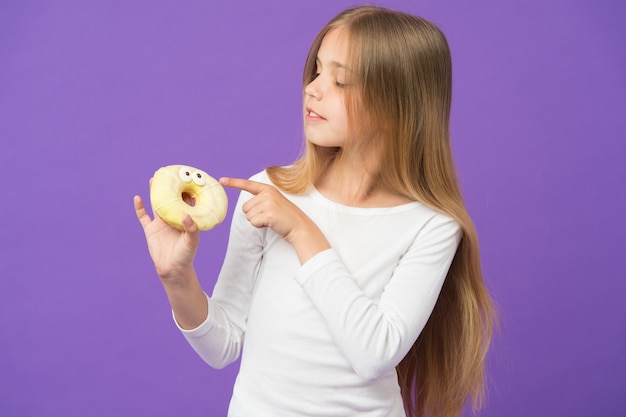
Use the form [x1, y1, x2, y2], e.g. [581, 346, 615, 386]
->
[176, 170, 461, 417]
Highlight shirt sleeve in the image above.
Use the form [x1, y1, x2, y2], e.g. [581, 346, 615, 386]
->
[174, 187, 265, 369]
[294, 213, 462, 381]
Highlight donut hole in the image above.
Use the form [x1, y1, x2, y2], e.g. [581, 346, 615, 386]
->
[181, 192, 195, 207]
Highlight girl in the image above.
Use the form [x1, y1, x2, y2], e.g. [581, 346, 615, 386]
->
[135, 5, 496, 417]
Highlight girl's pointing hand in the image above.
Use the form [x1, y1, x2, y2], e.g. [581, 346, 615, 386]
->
[220, 177, 330, 263]
[219, 177, 306, 240]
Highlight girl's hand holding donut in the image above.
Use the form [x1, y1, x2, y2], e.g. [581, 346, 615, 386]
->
[220, 177, 330, 264]
[134, 194, 200, 282]
[135, 165, 227, 282]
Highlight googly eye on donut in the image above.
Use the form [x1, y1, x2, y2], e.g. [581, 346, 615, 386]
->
[149, 165, 228, 231]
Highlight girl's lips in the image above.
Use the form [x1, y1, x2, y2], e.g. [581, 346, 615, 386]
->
[306, 107, 325, 120]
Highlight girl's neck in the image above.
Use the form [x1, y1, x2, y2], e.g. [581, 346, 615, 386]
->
[315, 158, 411, 208]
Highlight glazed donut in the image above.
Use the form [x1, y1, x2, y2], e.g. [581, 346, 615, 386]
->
[150, 165, 228, 231]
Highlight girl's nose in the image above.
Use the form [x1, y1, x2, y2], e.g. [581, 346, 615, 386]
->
[305, 77, 322, 100]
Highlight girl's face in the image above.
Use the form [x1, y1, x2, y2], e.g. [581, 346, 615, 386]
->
[303, 28, 351, 149]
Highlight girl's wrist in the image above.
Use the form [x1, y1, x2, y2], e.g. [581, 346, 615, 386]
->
[161, 270, 208, 330]
[290, 220, 330, 264]
[158, 264, 197, 290]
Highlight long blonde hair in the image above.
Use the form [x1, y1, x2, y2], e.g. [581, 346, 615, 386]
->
[267, 6, 496, 417]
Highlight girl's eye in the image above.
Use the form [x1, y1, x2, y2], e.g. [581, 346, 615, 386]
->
[335, 81, 346, 88]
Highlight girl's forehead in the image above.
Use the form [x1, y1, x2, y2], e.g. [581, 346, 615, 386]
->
[318, 28, 350, 66]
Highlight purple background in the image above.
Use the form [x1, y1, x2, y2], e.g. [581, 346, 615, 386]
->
[1, 0, 624, 416]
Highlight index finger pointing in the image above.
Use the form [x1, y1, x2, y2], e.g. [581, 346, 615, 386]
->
[219, 177, 269, 195]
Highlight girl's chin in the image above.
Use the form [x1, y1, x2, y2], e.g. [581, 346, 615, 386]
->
[307, 141, 344, 150]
